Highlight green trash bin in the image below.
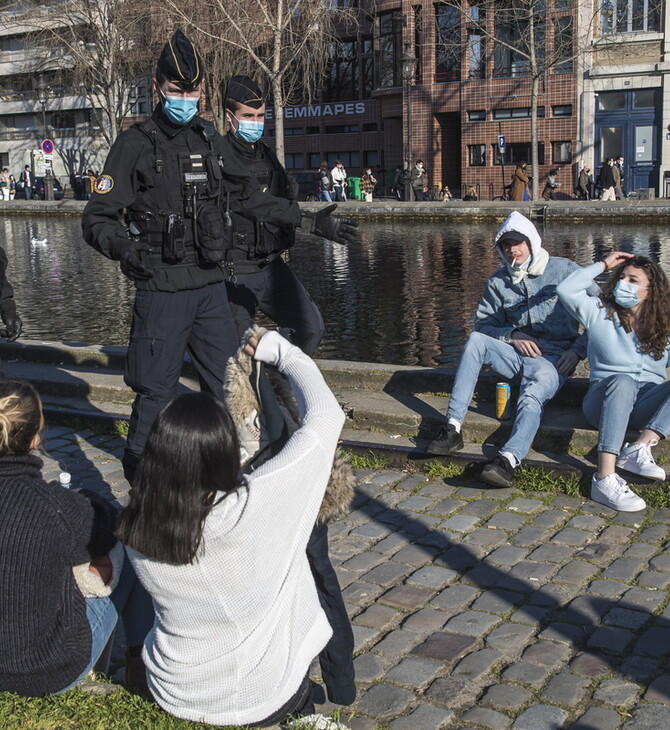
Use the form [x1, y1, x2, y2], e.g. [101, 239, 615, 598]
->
[347, 176, 362, 200]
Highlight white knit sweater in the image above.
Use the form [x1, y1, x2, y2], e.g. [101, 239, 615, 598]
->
[128, 332, 343, 725]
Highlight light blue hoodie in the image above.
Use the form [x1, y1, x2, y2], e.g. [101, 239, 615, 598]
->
[476, 211, 586, 358]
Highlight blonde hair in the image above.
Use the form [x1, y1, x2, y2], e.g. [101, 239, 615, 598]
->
[0, 379, 43, 456]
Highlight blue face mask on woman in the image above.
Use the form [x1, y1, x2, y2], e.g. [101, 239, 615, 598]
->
[233, 117, 264, 143]
[614, 279, 642, 308]
[160, 91, 199, 125]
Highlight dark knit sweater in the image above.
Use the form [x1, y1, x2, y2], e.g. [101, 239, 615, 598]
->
[0, 454, 97, 696]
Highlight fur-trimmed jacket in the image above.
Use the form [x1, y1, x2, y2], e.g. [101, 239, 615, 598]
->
[224, 326, 354, 524]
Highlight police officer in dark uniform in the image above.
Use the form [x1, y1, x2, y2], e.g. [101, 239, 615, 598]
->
[221, 76, 358, 356]
[82, 31, 243, 482]
[220, 75, 358, 708]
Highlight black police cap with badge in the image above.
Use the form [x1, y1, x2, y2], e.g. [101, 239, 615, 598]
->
[156, 30, 203, 91]
[224, 75, 265, 108]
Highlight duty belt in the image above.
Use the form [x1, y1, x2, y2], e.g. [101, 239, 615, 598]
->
[225, 251, 284, 279]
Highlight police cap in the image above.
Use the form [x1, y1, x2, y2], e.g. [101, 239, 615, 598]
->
[225, 75, 265, 109]
[156, 30, 203, 90]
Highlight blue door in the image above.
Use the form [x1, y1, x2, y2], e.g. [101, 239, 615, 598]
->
[594, 89, 660, 194]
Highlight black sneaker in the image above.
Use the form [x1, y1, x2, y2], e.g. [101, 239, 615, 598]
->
[481, 455, 516, 488]
[425, 423, 464, 455]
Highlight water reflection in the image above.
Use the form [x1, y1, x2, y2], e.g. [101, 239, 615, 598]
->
[4, 216, 670, 367]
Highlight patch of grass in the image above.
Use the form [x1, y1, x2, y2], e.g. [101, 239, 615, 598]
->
[515, 466, 585, 497]
[635, 481, 670, 510]
[423, 460, 466, 479]
[0, 688, 225, 729]
[114, 419, 129, 438]
[346, 449, 391, 470]
[0, 688, 350, 730]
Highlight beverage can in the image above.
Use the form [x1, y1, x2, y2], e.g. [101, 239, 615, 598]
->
[496, 382, 511, 420]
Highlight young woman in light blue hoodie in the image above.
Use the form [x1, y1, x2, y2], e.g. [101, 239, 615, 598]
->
[557, 251, 670, 512]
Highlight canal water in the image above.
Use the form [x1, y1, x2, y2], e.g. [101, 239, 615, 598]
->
[4, 215, 670, 367]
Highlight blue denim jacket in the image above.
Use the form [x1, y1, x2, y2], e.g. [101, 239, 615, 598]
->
[475, 256, 587, 358]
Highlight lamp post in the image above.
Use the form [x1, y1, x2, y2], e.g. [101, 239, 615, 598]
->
[400, 42, 417, 203]
[35, 74, 54, 199]
[36, 74, 48, 140]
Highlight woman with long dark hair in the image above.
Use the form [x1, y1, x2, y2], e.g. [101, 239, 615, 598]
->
[557, 252, 670, 511]
[0, 378, 153, 696]
[117, 331, 347, 727]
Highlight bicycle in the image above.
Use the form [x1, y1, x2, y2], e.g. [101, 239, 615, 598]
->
[492, 183, 513, 201]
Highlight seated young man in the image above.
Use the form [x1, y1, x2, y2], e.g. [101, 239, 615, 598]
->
[426, 211, 586, 487]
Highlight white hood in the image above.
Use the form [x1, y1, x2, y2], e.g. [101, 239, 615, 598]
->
[493, 210, 548, 282]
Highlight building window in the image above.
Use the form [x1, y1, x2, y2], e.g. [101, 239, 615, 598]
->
[327, 40, 357, 101]
[361, 36, 374, 98]
[553, 15, 573, 74]
[494, 142, 545, 165]
[435, 4, 461, 82]
[364, 150, 379, 167]
[633, 89, 658, 108]
[597, 92, 625, 111]
[378, 12, 403, 88]
[493, 107, 545, 119]
[326, 151, 360, 168]
[284, 127, 303, 136]
[494, 1, 545, 78]
[285, 154, 304, 169]
[552, 141, 572, 163]
[468, 109, 486, 121]
[309, 153, 321, 169]
[600, 0, 662, 33]
[129, 79, 151, 116]
[468, 31, 485, 79]
[469, 144, 486, 166]
[50, 111, 76, 130]
[325, 124, 360, 134]
[552, 104, 573, 117]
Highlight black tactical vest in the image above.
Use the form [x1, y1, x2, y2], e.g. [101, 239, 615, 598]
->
[128, 119, 232, 268]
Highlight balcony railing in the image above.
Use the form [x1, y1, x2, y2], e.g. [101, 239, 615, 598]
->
[0, 126, 99, 140]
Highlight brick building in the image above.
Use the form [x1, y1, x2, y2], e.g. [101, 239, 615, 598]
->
[271, 0, 579, 200]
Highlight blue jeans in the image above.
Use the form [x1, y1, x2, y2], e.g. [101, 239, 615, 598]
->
[583, 374, 670, 454]
[447, 331, 565, 462]
[57, 551, 154, 693]
[319, 190, 333, 202]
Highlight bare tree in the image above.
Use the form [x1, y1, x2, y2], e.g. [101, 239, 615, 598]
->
[4, 0, 158, 151]
[435, 0, 597, 198]
[163, 0, 357, 164]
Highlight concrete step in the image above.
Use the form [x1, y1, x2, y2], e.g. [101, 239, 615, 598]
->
[5, 339, 665, 476]
[3, 340, 592, 405]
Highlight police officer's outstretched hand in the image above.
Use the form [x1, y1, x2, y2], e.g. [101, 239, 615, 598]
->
[109, 234, 153, 281]
[0, 312, 22, 341]
[301, 203, 359, 245]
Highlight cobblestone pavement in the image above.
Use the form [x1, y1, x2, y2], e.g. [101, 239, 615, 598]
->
[42, 426, 670, 730]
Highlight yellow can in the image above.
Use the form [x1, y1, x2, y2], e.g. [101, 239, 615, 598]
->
[496, 382, 511, 420]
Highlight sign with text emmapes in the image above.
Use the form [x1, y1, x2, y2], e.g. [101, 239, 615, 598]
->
[265, 102, 367, 120]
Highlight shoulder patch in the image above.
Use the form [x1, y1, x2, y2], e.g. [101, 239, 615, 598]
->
[94, 174, 114, 194]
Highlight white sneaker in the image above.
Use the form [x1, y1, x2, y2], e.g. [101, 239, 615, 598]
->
[616, 440, 666, 481]
[281, 714, 349, 730]
[591, 473, 646, 512]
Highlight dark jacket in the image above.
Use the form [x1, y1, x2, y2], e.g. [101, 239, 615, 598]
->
[220, 132, 302, 269]
[82, 108, 234, 293]
[0, 455, 100, 696]
[599, 164, 616, 189]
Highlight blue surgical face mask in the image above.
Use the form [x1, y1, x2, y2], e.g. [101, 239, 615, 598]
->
[614, 279, 642, 308]
[160, 90, 199, 125]
[232, 116, 264, 143]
